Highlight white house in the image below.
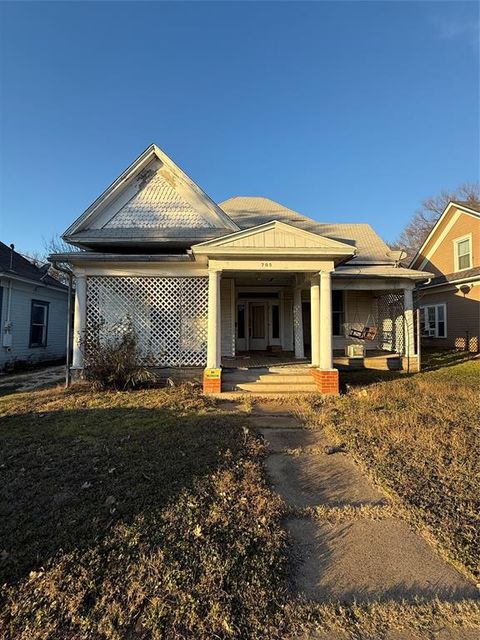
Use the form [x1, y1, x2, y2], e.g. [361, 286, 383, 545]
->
[51, 144, 431, 394]
[0, 242, 68, 371]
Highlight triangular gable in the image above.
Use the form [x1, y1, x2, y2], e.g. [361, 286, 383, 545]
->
[63, 144, 239, 244]
[410, 201, 480, 269]
[192, 220, 356, 256]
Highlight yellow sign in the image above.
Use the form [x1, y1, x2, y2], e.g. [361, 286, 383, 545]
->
[204, 368, 221, 380]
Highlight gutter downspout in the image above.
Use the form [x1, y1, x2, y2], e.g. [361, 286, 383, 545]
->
[51, 261, 74, 388]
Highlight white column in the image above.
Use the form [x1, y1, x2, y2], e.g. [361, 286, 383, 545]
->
[293, 287, 304, 359]
[72, 273, 87, 369]
[310, 276, 320, 367]
[319, 270, 333, 369]
[404, 287, 415, 358]
[207, 268, 222, 368]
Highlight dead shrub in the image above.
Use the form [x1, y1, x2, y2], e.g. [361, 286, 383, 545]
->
[81, 318, 156, 391]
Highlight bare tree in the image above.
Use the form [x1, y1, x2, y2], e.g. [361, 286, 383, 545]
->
[392, 183, 480, 261]
[42, 235, 82, 284]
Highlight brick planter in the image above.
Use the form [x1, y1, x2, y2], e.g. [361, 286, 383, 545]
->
[311, 368, 339, 395]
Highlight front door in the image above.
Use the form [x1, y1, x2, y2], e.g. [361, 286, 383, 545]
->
[249, 302, 268, 350]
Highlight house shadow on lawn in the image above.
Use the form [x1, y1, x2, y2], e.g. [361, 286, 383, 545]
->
[0, 404, 245, 587]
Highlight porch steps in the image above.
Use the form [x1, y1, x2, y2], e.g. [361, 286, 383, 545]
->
[232, 370, 317, 394]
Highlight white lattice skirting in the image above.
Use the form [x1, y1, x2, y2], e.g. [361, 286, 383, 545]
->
[86, 276, 208, 367]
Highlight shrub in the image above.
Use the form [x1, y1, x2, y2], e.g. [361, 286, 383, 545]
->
[81, 317, 156, 391]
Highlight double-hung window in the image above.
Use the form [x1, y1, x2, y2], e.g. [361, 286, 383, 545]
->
[30, 300, 49, 347]
[420, 304, 446, 338]
[454, 236, 472, 271]
[332, 291, 345, 336]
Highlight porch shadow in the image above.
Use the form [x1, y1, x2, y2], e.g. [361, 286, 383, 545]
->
[0, 405, 245, 587]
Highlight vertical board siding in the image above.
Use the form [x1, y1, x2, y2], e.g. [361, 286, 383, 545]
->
[0, 279, 68, 369]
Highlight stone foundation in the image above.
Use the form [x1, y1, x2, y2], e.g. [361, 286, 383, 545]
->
[311, 368, 340, 395]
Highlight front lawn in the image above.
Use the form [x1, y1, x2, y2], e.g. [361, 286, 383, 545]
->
[1, 352, 479, 639]
[0, 386, 287, 639]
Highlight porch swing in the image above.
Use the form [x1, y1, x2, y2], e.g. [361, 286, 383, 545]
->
[348, 304, 378, 341]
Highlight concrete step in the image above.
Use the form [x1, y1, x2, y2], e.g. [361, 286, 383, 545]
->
[257, 374, 314, 384]
[236, 382, 317, 393]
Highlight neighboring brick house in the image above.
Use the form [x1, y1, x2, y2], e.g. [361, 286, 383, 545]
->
[410, 201, 480, 353]
[0, 242, 69, 371]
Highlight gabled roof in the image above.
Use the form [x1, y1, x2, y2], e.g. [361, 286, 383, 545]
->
[0, 242, 67, 290]
[63, 144, 239, 248]
[192, 220, 355, 260]
[409, 200, 480, 268]
[219, 197, 395, 264]
[452, 200, 480, 214]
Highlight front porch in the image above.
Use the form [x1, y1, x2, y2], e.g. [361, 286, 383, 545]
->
[220, 350, 404, 393]
[222, 350, 403, 371]
[69, 221, 423, 396]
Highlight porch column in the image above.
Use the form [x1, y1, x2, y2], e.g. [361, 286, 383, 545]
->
[310, 269, 339, 394]
[72, 273, 86, 370]
[293, 287, 305, 359]
[319, 270, 333, 369]
[403, 286, 418, 371]
[310, 276, 320, 367]
[206, 268, 222, 369]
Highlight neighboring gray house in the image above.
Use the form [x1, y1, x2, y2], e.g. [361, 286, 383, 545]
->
[0, 242, 69, 371]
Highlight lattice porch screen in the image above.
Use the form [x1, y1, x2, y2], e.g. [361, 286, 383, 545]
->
[375, 292, 406, 354]
[85, 276, 208, 367]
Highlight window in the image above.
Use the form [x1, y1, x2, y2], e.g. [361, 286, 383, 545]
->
[30, 300, 49, 347]
[420, 304, 447, 338]
[332, 291, 345, 336]
[237, 304, 245, 339]
[455, 236, 472, 271]
[271, 303, 280, 339]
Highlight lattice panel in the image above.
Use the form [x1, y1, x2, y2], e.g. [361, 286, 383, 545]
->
[376, 292, 405, 354]
[86, 276, 208, 367]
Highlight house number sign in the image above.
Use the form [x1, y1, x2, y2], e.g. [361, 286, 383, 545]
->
[261, 262, 273, 268]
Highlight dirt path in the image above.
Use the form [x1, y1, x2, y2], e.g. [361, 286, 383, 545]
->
[245, 400, 478, 606]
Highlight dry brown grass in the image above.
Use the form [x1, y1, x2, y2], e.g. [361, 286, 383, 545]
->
[285, 598, 480, 639]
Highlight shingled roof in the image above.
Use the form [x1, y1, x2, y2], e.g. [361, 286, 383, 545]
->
[0, 242, 67, 290]
[219, 197, 395, 264]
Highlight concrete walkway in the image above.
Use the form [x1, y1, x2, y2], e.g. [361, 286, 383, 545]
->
[0, 365, 65, 394]
[244, 400, 478, 605]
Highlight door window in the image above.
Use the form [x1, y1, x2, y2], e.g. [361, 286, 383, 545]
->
[251, 305, 266, 339]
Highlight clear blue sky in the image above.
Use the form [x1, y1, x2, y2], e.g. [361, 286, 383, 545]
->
[0, 1, 478, 256]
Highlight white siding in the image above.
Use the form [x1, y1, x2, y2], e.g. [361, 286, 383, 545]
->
[0, 278, 68, 370]
[333, 290, 380, 351]
[220, 278, 235, 357]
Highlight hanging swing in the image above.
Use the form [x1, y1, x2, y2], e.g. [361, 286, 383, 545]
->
[348, 309, 378, 341]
